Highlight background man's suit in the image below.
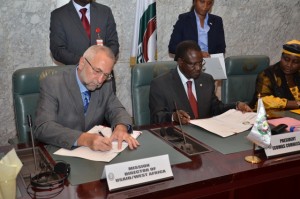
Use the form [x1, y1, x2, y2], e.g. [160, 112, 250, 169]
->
[149, 68, 234, 124]
[168, 12, 226, 55]
[50, 1, 119, 65]
[34, 67, 131, 149]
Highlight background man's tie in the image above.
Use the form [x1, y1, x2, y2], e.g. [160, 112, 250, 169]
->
[83, 91, 91, 114]
[80, 8, 90, 39]
[187, 81, 199, 119]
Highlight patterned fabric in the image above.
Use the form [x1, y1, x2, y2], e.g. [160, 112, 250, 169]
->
[82, 91, 91, 113]
[251, 62, 300, 109]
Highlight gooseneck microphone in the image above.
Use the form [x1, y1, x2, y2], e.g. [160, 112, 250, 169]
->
[174, 102, 187, 144]
[174, 102, 193, 154]
[27, 114, 37, 171]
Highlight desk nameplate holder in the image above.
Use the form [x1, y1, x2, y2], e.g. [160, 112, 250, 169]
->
[265, 132, 300, 158]
[103, 154, 173, 192]
[150, 127, 211, 156]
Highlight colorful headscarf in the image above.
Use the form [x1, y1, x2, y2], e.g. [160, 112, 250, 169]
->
[282, 40, 300, 57]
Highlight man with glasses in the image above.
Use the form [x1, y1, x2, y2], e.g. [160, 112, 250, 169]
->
[149, 40, 251, 124]
[35, 45, 139, 151]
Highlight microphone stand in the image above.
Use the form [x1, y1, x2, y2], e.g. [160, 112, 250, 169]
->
[174, 102, 193, 154]
[27, 115, 38, 171]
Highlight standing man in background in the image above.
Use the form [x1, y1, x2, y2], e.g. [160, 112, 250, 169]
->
[50, 0, 119, 92]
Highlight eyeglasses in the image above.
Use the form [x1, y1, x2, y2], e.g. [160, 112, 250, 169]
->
[183, 59, 206, 71]
[84, 58, 113, 80]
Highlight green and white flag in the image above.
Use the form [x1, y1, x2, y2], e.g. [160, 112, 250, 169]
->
[130, 0, 157, 66]
[247, 98, 271, 148]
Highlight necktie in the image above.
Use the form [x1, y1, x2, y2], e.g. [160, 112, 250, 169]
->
[187, 81, 199, 119]
[79, 8, 90, 39]
[82, 91, 91, 114]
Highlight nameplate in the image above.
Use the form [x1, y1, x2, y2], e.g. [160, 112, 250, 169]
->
[264, 132, 300, 158]
[104, 154, 173, 191]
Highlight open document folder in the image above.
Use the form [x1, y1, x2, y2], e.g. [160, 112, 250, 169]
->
[54, 126, 142, 162]
[190, 109, 257, 137]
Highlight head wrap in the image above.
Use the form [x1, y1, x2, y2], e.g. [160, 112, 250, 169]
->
[282, 40, 300, 57]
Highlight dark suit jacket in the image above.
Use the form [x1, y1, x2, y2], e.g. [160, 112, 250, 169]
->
[168, 12, 226, 55]
[149, 68, 234, 124]
[34, 67, 131, 149]
[50, 1, 119, 65]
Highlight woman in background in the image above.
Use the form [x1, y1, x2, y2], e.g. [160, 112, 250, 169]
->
[168, 0, 226, 58]
[251, 40, 300, 110]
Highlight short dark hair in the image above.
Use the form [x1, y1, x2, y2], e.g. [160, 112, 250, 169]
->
[174, 40, 201, 61]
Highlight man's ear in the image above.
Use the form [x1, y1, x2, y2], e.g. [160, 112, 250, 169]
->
[177, 57, 184, 65]
[78, 57, 85, 70]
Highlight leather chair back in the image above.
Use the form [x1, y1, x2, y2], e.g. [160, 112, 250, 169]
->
[131, 61, 177, 126]
[12, 66, 73, 143]
[221, 55, 270, 104]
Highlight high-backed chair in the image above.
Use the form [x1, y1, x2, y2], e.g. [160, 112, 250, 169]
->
[131, 61, 177, 126]
[12, 65, 74, 144]
[221, 55, 270, 104]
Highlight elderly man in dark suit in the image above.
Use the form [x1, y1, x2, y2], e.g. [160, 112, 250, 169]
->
[35, 45, 139, 151]
[50, 0, 119, 65]
[149, 40, 251, 124]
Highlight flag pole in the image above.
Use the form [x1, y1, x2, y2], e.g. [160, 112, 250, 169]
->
[245, 143, 261, 163]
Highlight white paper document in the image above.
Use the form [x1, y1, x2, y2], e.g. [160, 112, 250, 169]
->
[54, 125, 142, 162]
[190, 109, 257, 137]
[204, 53, 227, 80]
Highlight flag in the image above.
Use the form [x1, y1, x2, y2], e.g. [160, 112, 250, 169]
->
[130, 0, 157, 66]
[247, 98, 271, 148]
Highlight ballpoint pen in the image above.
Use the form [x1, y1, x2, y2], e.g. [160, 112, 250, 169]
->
[98, 130, 105, 137]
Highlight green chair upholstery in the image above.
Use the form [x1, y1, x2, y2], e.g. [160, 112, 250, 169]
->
[221, 55, 270, 104]
[12, 65, 74, 143]
[131, 61, 177, 126]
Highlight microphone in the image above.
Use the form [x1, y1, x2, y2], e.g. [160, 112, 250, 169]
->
[174, 102, 193, 154]
[27, 114, 38, 171]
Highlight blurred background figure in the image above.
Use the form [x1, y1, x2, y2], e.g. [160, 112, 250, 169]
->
[168, 0, 226, 58]
[251, 40, 300, 110]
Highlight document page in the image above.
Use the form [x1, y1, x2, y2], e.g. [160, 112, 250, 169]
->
[190, 109, 257, 137]
[54, 125, 142, 162]
[204, 53, 227, 80]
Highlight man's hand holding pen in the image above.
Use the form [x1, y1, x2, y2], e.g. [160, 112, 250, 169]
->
[173, 110, 191, 124]
[77, 132, 112, 151]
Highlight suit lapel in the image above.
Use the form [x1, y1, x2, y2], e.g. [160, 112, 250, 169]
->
[189, 12, 198, 41]
[90, 3, 98, 45]
[171, 70, 194, 117]
[64, 68, 86, 126]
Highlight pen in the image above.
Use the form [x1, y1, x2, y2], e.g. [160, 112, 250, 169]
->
[98, 130, 105, 137]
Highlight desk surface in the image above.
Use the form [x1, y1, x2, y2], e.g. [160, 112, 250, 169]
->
[9, 111, 300, 199]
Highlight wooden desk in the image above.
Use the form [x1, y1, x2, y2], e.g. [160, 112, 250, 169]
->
[7, 119, 300, 199]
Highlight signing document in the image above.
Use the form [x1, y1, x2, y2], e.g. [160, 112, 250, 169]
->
[190, 109, 257, 137]
[54, 126, 142, 162]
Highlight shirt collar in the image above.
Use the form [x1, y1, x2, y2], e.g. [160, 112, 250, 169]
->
[177, 66, 195, 85]
[72, 0, 91, 13]
[76, 66, 88, 93]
